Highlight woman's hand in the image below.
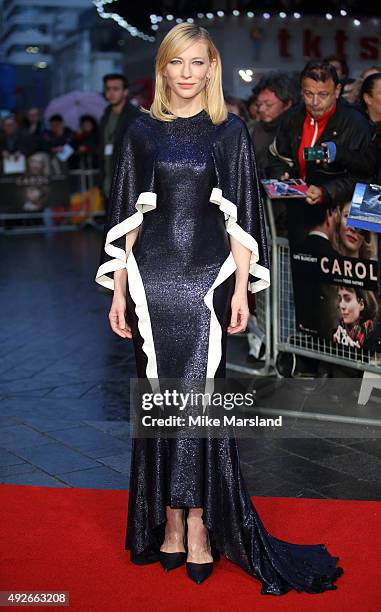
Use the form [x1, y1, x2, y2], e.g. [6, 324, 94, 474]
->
[109, 294, 132, 338]
[228, 291, 249, 334]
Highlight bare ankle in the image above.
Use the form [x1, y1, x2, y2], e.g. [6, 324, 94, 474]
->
[160, 510, 186, 553]
[166, 508, 184, 525]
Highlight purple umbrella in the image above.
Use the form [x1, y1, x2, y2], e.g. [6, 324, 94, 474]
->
[44, 90, 107, 130]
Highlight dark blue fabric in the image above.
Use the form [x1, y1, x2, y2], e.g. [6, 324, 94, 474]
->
[101, 109, 343, 595]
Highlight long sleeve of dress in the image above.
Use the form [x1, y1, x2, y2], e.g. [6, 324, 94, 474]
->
[95, 117, 156, 291]
[211, 116, 270, 293]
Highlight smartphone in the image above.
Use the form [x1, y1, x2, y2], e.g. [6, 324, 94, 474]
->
[303, 146, 329, 161]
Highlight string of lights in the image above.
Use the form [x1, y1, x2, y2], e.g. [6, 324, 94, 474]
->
[150, 9, 363, 28]
[93, 1, 365, 43]
[92, 0, 155, 42]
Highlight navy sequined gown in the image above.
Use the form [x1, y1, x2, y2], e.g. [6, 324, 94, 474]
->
[96, 109, 343, 595]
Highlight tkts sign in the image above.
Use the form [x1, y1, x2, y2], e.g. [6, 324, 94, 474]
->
[278, 28, 379, 60]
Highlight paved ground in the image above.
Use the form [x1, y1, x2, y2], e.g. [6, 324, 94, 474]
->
[1, 228, 381, 500]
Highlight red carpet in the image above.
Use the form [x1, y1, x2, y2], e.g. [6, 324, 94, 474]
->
[0, 485, 380, 611]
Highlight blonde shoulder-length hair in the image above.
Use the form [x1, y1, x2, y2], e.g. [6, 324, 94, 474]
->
[333, 202, 377, 260]
[145, 23, 228, 125]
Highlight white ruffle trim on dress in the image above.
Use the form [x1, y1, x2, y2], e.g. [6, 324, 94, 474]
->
[209, 187, 270, 293]
[204, 252, 237, 379]
[126, 250, 159, 379]
[203, 187, 270, 379]
[95, 191, 158, 381]
[95, 191, 157, 291]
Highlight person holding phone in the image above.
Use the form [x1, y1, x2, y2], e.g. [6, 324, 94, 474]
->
[268, 60, 377, 377]
[269, 60, 376, 213]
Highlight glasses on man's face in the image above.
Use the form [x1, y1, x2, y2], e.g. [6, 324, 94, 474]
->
[255, 100, 277, 110]
[302, 90, 332, 101]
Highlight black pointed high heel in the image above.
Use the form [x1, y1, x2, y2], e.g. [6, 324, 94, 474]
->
[159, 510, 187, 572]
[159, 550, 187, 572]
[186, 530, 219, 584]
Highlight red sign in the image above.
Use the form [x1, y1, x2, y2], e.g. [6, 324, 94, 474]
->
[278, 28, 379, 60]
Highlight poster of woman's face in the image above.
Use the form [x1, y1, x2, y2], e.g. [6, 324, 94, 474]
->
[337, 287, 365, 325]
[330, 203, 379, 351]
[332, 286, 378, 350]
[332, 202, 378, 260]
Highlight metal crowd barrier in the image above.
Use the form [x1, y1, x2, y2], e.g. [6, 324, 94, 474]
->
[274, 237, 381, 374]
[227, 195, 381, 393]
[264, 195, 381, 377]
[0, 158, 104, 233]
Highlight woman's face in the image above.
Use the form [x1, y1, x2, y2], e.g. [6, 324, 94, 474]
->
[364, 79, 381, 119]
[338, 288, 364, 324]
[163, 40, 215, 104]
[339, 203, 364, 255]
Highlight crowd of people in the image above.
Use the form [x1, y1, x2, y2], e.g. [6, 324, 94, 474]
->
[0, 110, 99, 172]
[0, 74, 144, 218]
[1, 57, 381, 203]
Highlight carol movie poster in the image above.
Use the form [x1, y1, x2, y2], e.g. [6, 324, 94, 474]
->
[0, 152, 70, 214]
[290, 201, 381, 356]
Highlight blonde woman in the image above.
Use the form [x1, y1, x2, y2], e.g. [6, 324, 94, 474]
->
[96, 23, 343, 594]
[333, 201, 377, 260]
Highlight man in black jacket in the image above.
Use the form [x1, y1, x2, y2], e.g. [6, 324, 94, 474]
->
[269, 60, 377, 244]
[99, 73, 141, 211]
[269, 61, 377, 377]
